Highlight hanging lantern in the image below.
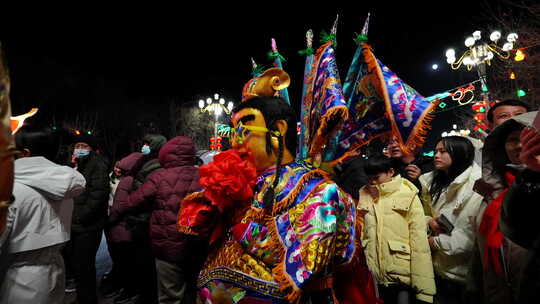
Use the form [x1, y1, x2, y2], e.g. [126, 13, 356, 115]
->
[509, 72, 516, 79]
[471, 103, 484, 111]
[517, 89, 526, 97]
[475, 113, 486, 121]
[514, 49, 525, 62]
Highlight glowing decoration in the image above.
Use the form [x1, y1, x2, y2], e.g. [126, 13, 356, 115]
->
[510, 72, 516, 79]
[10, 108, 38, 134]
[450, 84, 475, 105]
[475, 113, 486, 121]
[446, 30, 517, 71]
[514, 49, 525, 61]
[471, 100, 489, 133]
[502, 42, 513, 52]
[490, 31, 501, 42]
[209, 136, 223, 152]
[198, 94, 234, 148]
[432, 64, 439, 70]
[507, 33, 518, 43]
[217, 124, 231, 137]
[87, 130, 92, 135]
[423, 151, 435, 157]
[465, 37, 476, 47]
[517, 89, 526, 97]
[439, 102, 447, 108]
[75, 130, 81, 135]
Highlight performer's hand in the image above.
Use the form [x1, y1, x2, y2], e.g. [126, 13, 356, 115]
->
[520, 128, 540, 172]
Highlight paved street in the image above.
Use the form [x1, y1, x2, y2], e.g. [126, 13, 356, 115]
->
[64, 233, 113, 304]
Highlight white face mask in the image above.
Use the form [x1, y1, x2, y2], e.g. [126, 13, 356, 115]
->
[141, 145, 151, 155]
[74, 149, 90, 158]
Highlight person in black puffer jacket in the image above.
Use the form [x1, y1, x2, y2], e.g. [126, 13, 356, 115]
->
[64, 134, 109, 304]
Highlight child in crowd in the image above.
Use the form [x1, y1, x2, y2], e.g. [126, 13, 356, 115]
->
[358, 156, 436, 304]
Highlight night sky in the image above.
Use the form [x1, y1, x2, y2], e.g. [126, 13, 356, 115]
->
[2, 2, 492, 151]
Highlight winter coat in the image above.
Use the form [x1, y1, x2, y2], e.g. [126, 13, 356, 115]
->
[143, 134, 167, 155]
[108, 152, 145, 243]
[1, 156, 86, 253]
[419, 164, 483, 283]
[358, 175, 436, 303]
[134, 133, 166, 188]
[498, 111, 540, 303]
[112, 136, 200, 263]
[0, 156, 85, 304]
[501, 169, 540, 304]
[72, 151, 110, 233]
[469, 114, 531, 304]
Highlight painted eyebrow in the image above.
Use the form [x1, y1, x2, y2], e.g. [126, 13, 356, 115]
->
[239, 114, 256, 124]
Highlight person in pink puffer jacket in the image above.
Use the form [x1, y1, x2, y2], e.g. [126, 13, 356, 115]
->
[110, 136, 203, 304]
[106, 152, 145, 301]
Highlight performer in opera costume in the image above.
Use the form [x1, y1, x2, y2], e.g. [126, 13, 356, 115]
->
[177, 68, 376, 304]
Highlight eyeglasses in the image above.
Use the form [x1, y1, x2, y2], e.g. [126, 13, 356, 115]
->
[230, 122, 280, 145]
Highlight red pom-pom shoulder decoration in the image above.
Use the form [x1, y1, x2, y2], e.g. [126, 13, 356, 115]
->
[199, 149, 258, 213]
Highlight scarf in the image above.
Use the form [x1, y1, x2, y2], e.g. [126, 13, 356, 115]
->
[478, 171, 516, 274]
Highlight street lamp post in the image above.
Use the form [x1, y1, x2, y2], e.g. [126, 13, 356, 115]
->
[446, 30, 518, 98]
[445, 30, 518, 133]
[198, 93, 234, 151]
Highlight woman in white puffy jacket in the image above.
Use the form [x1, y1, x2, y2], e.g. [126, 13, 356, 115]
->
[419, 136, 483, 304]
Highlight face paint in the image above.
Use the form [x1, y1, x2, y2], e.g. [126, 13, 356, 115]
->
[231, 108, 280, 172]
[230, 123, 280, 146]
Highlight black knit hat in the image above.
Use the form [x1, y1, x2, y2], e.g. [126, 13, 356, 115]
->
[72, 133, 99, 150]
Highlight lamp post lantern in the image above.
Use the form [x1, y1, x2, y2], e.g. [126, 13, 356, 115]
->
[197, 93, 234, 151]
[445, 30, 518, 133]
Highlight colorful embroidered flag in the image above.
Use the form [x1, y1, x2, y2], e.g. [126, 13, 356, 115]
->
[333, 15, 438, 161]
[297, 29, 315, 161]
[269, 38, 290, 105]
[302, 40, 348, 157]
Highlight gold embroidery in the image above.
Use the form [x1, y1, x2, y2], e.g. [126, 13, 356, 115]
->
[198, 267, 284, 298]
[202, 241, 274, 281]
[301, 238, 333, 272]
